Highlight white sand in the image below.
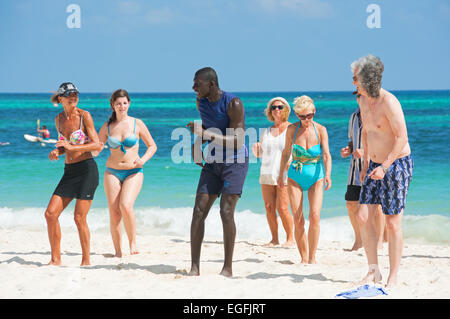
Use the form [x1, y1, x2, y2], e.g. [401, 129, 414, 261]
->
[0, 226, 449, 299]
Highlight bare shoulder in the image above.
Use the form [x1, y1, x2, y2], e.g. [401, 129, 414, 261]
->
[314, 121, 327, 131]
[315, 122, 329, 139]
[78, 108, 92, 120]
[136, 118, 147, 129]
[287, 122, 298, 131]
[228, 97, 244, 113]
[383, 90, 401, 107]
[380, 90, 403, 118]
[285, 122, 298, 137]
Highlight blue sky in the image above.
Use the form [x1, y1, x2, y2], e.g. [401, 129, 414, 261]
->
[1, 0, 449, 93]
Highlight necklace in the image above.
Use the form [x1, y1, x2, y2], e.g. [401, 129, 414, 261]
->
[63, 106, 77, 120]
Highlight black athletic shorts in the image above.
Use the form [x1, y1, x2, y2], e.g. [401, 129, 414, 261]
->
[345, 185, 361, 202]
[53, 158, 99, 200]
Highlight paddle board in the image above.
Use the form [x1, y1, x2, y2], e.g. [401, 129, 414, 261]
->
[24, 134, 57, 144]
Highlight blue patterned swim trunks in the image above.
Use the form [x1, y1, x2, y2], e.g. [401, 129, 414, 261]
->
[359, 155, 413, 215]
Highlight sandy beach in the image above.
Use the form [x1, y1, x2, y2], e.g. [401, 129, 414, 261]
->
[0, 225, 449, 299]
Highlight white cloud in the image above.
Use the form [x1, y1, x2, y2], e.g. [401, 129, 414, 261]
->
[117, 1, 142, 15]
[254, 0, 333, 18]
[438, 2, 450, 19]
[115, 1, 175, 25]
[145, 7, 175, 24]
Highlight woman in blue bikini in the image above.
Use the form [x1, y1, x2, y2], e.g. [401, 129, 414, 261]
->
[278, 95, 332, 264]
[97, 89, 157, 257]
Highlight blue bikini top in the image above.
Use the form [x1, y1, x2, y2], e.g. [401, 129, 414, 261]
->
[107, 118, 138, 154]
[291, 122, 322, 171]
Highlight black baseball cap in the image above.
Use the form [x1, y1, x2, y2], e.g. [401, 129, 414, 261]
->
[56, 82, 79, 97]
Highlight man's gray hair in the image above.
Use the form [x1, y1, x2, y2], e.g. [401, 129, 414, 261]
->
[351, 54, 384, 98]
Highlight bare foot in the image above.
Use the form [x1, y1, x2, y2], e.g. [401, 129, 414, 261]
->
[308, 259, 317, 264]
[352, 241, 363, 251]
[80, 261, 90, 266]
[220, 267, 233, 278]
[359, 265, 382, 284]
[281, 240, 295, 248]
[263, 240, 279, 247]
[344, 242, 362, 251]
[385, 275, 398, 288]
[188, 266, 200, 276]
[130, 243, 139, 255]
[47, 260, 62, 266]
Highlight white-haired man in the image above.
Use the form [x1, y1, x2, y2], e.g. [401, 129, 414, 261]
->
[351, 54, 413, 287]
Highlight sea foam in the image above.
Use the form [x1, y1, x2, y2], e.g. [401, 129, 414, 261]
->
[0, 206, 449, 245]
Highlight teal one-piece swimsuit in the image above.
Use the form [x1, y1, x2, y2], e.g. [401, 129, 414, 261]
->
[287, 122, 324, 190]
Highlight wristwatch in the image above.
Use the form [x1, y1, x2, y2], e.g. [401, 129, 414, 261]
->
[381, 165, 388, 174]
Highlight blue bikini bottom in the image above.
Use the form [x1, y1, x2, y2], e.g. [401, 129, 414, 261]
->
[106, 167, 143, 183]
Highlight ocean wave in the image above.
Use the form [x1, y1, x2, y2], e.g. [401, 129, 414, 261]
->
[0, 206, 449, 245]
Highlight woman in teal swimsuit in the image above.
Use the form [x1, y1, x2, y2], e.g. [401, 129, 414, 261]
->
[278, 95, 332, 264]
[97, 89, 157, 257]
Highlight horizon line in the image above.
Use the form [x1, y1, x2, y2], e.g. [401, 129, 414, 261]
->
[0, 88, 449, 94]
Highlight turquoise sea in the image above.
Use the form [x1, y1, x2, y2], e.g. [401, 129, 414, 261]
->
[0, 91, 449, 244]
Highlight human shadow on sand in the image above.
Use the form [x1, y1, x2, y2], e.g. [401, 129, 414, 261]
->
[246, 272, 348, 284]
[0, 256, 45, 267]
[170, 239, 262, 247]
[0, 254, 181, 275]
[2, 250, 103, 257]
[86, 263, 178, 274]
[403, 254, 450, 260]
[0, 251, 93, 267]
[205, 258, 264, 264]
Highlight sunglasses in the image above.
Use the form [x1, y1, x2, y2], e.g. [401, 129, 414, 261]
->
[271, 105, 284, 110]
[297, 112, 315, 120]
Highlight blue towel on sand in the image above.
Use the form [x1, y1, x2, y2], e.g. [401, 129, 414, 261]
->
[335, 284, 388, 299]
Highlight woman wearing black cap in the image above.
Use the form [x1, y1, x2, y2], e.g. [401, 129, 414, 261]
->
[45, 82, 103, 266]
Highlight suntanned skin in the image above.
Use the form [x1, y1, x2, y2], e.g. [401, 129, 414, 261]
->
[340, 94, 387, 252]
[45, 92, 102, 266]
[353, 68, 411, 287]
[277, 109, 332, 264]
[186, 74, 246, 277]
[97, 96, 157, 257]
[252, 100, 294, 247]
